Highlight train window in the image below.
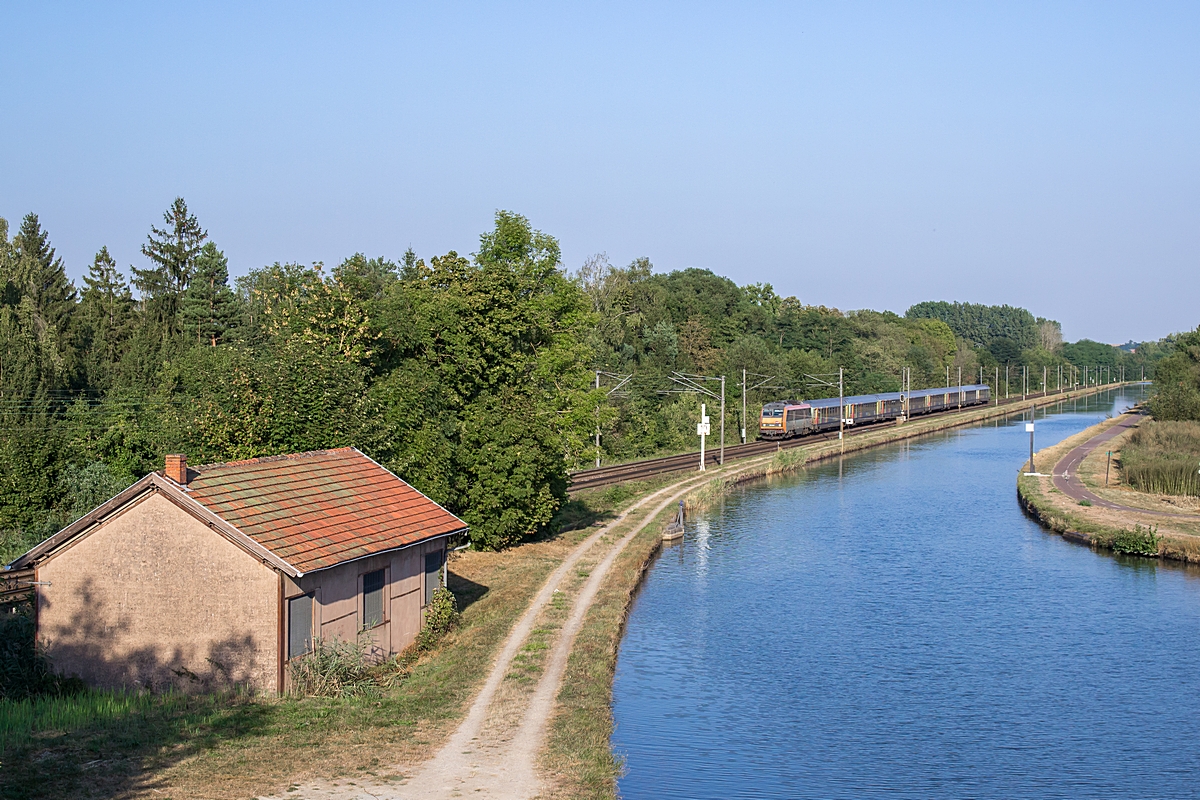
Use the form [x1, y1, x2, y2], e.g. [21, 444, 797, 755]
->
[764, 408, 783, 417]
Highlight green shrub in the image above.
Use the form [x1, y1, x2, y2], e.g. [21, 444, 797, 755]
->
[415, 587, 460, 652]
[287, 634, 378, 698]
[1078, 499, 1092, 506]
[1122, 421, 1200, 496]
[1113, 524, 1160, 557]
[0, 613, 53, 701]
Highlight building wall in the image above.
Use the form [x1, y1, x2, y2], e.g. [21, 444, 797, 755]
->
[37, 492, 280, 694]
[290, 538, 445, 666]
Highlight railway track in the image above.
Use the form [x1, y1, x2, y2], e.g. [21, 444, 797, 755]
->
[567, 388, 1106, 492]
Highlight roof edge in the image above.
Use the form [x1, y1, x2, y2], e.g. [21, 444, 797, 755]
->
[7, 473, 159, 570]
[299, 527, 468, 576]
[352, 448, 469, 532]
[7, 474, 303, 578]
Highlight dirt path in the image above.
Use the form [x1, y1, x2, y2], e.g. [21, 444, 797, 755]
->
[1051, 410, 1199, 519]
[261, 469, 719, 800]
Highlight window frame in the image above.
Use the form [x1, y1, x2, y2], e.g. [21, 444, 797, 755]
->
[287, 592, 315, 662]
[361, 568, 387, 630]
[424, 549, 444, 607]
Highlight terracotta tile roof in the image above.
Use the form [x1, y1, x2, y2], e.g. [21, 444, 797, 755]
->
[184, 448, 466, 574]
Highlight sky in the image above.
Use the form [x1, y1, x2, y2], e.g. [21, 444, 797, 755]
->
[2, 2, 1197, 344]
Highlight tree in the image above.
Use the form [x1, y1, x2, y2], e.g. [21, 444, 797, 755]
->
[1149, 328, 1200, 421]
[5, 214, 78, 388]
[180, 242, 237, 346]
[132, 198, 207, 337]
[78, 246, 135, 388]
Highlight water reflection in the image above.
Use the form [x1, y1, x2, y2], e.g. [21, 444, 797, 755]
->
[613, 387, 1200, 800]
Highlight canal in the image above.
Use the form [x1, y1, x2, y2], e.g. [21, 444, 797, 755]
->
[612, 385, 1200, 799]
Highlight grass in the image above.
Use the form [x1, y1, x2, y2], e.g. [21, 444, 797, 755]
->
[541, 501, 675, 799]
[1017, 415, 1200, 564]
[1122, 420, 1200, 496]
[0, 479, 666, 800]
[0, 533, 584, 798]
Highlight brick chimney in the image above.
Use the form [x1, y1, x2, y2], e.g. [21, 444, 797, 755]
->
[165, 454, 188, 485]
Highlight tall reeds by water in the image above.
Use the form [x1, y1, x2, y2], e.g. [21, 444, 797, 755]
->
[1122, 421, 1200, 496]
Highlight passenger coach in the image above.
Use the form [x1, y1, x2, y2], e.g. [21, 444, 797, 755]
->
[759, 385, 991, 440]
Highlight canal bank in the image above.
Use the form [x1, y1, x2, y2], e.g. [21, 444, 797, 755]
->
[610, 383, 1200, 800]
[543, 383, 1128, 799]
[1018, 408, 1200, 564]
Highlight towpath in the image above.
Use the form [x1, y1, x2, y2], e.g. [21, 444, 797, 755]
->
[1051, 410, 1198, 519]
[260, 467, 723, 800]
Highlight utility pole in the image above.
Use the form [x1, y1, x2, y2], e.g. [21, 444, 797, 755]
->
[1006, 365, 1010, 399]
[1023, 366, 1027, 399]
[995, 366, 999, 405]
[719, 375, 725, 465]
[738, 370, 782, 445]
[699, 403, 708, 471]
[741, 367, 746, 444]
[958, 366, 962, 408]
[805, 369, 847, 454]
[1043, 365, 1047, 396]
[945, 365, 949, 388]
[592, 370, 632, 468]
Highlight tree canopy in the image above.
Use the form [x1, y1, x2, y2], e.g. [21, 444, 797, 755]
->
[0, 203, 1184, 560]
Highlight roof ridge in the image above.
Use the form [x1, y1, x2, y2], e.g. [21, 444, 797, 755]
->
[194, 447, 359, 472]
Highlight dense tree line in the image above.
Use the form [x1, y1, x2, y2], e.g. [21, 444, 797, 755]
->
[1149, 328, 1200, 421]
[0, 203, 1181, 557]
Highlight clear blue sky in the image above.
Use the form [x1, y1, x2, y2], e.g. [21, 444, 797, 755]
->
[3, 2, 1196, 343]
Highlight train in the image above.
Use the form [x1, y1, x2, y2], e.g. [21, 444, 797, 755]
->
[759, 384, 991, 439]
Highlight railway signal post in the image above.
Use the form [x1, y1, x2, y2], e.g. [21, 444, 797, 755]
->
[1027, 405, 1036, 474]
[697, 404, 710, 471]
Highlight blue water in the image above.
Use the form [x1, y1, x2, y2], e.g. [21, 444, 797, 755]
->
[612, 386, 1200, 799]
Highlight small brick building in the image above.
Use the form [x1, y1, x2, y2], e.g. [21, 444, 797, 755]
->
[9, 448, 467, 694]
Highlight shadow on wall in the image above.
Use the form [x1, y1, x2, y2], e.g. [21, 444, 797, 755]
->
[41, 578, 265, 693]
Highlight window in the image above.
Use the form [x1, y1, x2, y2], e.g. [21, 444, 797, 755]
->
[362, 569, 385, 628]
[425, 550, 444, 606]
[288, 594, 313, 660]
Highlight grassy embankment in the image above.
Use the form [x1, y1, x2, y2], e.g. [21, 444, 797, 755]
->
[1017, 415, 1200, 563]
[540, 385, 1122, 799]
[0, 475, 691, 800]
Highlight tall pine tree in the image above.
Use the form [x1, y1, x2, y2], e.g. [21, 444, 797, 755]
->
[180, 242, 237, 346]
[132, 198, 206, 339]
[79, 246, 134, 388]
[6, 214, 78, 390]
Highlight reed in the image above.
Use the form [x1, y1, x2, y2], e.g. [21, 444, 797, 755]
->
[1122, 421, 1200, 496]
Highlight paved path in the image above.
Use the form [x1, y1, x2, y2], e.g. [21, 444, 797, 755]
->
[1051, 411, 1198, 519]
